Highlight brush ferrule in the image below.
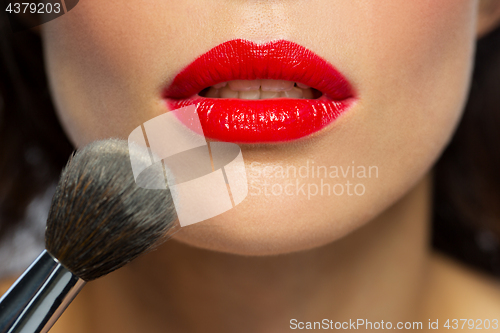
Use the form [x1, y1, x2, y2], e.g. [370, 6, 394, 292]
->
[0, 250, 86, 333]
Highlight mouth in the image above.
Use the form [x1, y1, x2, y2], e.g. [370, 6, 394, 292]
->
[163, 39, 356, 143]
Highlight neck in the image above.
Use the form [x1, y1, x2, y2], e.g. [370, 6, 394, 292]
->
[70, 174, 432, 333]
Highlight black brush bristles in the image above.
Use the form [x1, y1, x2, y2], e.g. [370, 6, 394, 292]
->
[45, 139, 178, 281]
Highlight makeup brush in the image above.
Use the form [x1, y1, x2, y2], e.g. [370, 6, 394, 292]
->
[0, 139, 178, 333]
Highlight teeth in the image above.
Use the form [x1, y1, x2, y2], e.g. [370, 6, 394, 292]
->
[261, 80, 294, 92]
[302, 88, 314, 99]
[213, 82, 227, 89]
[260, 91, 281, 99]
[296, 82, 310, 89]
[238, 90, 260, 100]
[205, 87, 220, 98]
[220, 86, 239, 98]
[203, 80, 318, 100]
[283, 87, 303, 98]
[228, 80, 261, 91]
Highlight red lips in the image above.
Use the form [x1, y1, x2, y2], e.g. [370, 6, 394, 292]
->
[163, 39, 355, 143]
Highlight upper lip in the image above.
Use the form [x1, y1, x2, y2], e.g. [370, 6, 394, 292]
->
[163, 39, 354, 101]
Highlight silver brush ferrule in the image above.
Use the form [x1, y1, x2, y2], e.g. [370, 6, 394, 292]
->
[0, 250, 86, 333]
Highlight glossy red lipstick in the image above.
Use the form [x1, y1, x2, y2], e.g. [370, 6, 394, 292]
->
[163, 39, 355, 143]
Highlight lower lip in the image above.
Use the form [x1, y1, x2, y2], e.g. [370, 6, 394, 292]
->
[165, 96, 355, 143]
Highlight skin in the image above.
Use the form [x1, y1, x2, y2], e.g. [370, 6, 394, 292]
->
[2, 0, 499, 332]
[40, 0, 494, 256]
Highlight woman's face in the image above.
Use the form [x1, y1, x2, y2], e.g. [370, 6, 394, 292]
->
[42, 0, 480, 255]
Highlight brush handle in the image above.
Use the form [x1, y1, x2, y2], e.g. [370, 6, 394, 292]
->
[0, 250, 86, 333]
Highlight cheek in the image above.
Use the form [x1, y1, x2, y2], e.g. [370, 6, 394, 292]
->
[41, 2, 137, 146]
[286, 0, 478, 190]
[357, 0, 478, 112]
[316, 0, 479, 228]
[356, 0, 477, 179]
[41, 0, 206, 146]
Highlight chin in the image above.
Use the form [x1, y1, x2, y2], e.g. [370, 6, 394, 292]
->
[169, 184, 378, 256]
